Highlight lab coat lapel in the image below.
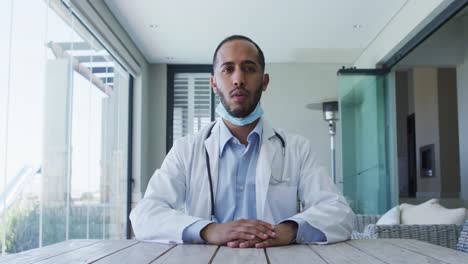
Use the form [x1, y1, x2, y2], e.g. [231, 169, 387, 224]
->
[256, 120, 277, 221]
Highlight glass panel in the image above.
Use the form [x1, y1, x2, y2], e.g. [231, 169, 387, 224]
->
[338, 73, 396, 214]
[0, 0, 13, 254]
[0, 0, 130, 255]
[41, 3, 75, 247]
[1, 0, 48, 253]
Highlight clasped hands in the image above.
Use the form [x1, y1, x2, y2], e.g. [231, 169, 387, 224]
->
[200, 219, 298, 248]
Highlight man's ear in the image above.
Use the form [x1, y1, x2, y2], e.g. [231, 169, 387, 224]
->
[262, 73, 270, 92]
[210, 76, 218, 94]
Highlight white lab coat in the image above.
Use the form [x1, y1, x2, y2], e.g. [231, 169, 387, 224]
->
[130, 118, 355, 243]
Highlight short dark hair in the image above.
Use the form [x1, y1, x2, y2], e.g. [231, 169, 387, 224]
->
[212, 35, 265, 74]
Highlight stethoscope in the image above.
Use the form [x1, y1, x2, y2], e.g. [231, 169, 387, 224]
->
[204, 121, 286, 221]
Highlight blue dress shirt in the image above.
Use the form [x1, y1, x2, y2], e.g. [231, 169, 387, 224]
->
[182, 119, 326, 243]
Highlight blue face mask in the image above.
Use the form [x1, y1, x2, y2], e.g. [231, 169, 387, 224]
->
[215, 102, 264, 126]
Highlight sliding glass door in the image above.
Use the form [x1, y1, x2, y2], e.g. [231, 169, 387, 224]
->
[338, 69, 397, 214]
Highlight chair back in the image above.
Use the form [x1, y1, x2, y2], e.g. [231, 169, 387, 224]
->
[354, 214, 381, 233]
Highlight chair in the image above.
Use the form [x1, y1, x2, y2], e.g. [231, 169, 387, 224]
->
[352, 215, 463, 249]
[351, 214, 380, 239]
[457, 219, 468, 252]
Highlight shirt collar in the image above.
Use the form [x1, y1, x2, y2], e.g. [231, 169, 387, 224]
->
[219, 118, 263, 157]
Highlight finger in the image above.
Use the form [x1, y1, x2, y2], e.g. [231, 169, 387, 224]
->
[247, 219, 275, 231]
[235, 226, 270, 240]
[237, 219, 275, 231]
[255, 238, 274, 248]
[240, 238, 262, 248]
[235, 221, 277, 239]
[227, 240, 244, 248]
[266, 229, 277, 238]
[228, 232, 256, 241]
[239, 241, 252, 248]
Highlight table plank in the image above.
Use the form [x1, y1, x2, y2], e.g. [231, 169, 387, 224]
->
[383, 239, 468, 264]
[3, 239, 468, 264]
[33, 240, 139, 264]
[266, 245, 327, 264]
[0, 240, 100, 264]
[211, 246, 267, 264]
[347, 239, 446, 264]
[93, 242, 175, 264]
[151, 244, 218, 264]
[308, 242, 386, 264]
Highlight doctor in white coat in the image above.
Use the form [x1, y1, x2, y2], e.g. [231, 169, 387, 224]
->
[130, 35, 355, 248]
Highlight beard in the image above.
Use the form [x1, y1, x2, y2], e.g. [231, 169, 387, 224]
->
[216, 81, 263, 118]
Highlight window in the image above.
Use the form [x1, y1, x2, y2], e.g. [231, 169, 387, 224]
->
[0, 0, 131, 254]
[167, 65, 219, 150]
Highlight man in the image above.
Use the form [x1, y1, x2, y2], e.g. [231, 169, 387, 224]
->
[130, 35, 354, 248]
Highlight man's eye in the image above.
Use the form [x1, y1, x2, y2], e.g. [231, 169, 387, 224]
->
[244, 66, 256, 73]
[222, 67, 233, 73]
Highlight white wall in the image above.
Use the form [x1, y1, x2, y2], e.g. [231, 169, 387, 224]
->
[137, 65, 150, 197]
[262, 63, 343, 184]
[146, 64, 167, 192]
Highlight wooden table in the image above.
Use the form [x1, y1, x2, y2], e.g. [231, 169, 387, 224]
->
[1, 239, 467, 263]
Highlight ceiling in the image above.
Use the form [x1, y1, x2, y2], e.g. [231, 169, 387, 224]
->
[104, 0, 408, 64]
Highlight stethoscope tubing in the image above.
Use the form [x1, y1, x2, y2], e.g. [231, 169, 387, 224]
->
[204, 121, 285, 221]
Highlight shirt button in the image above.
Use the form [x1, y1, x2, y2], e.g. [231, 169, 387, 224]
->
[239, 186, 244, 191]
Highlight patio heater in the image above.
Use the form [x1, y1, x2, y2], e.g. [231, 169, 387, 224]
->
[306, 101, 339, 184]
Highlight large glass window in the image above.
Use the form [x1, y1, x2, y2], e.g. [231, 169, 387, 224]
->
[0, 0, 130, 254]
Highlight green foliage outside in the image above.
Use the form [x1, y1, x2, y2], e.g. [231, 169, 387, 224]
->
[1, 203, 110, 254]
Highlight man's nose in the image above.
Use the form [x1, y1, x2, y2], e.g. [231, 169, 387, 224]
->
[232, 70, 245, 87]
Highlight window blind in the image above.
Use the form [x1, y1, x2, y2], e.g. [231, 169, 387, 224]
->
[173, 73, 213, 144]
